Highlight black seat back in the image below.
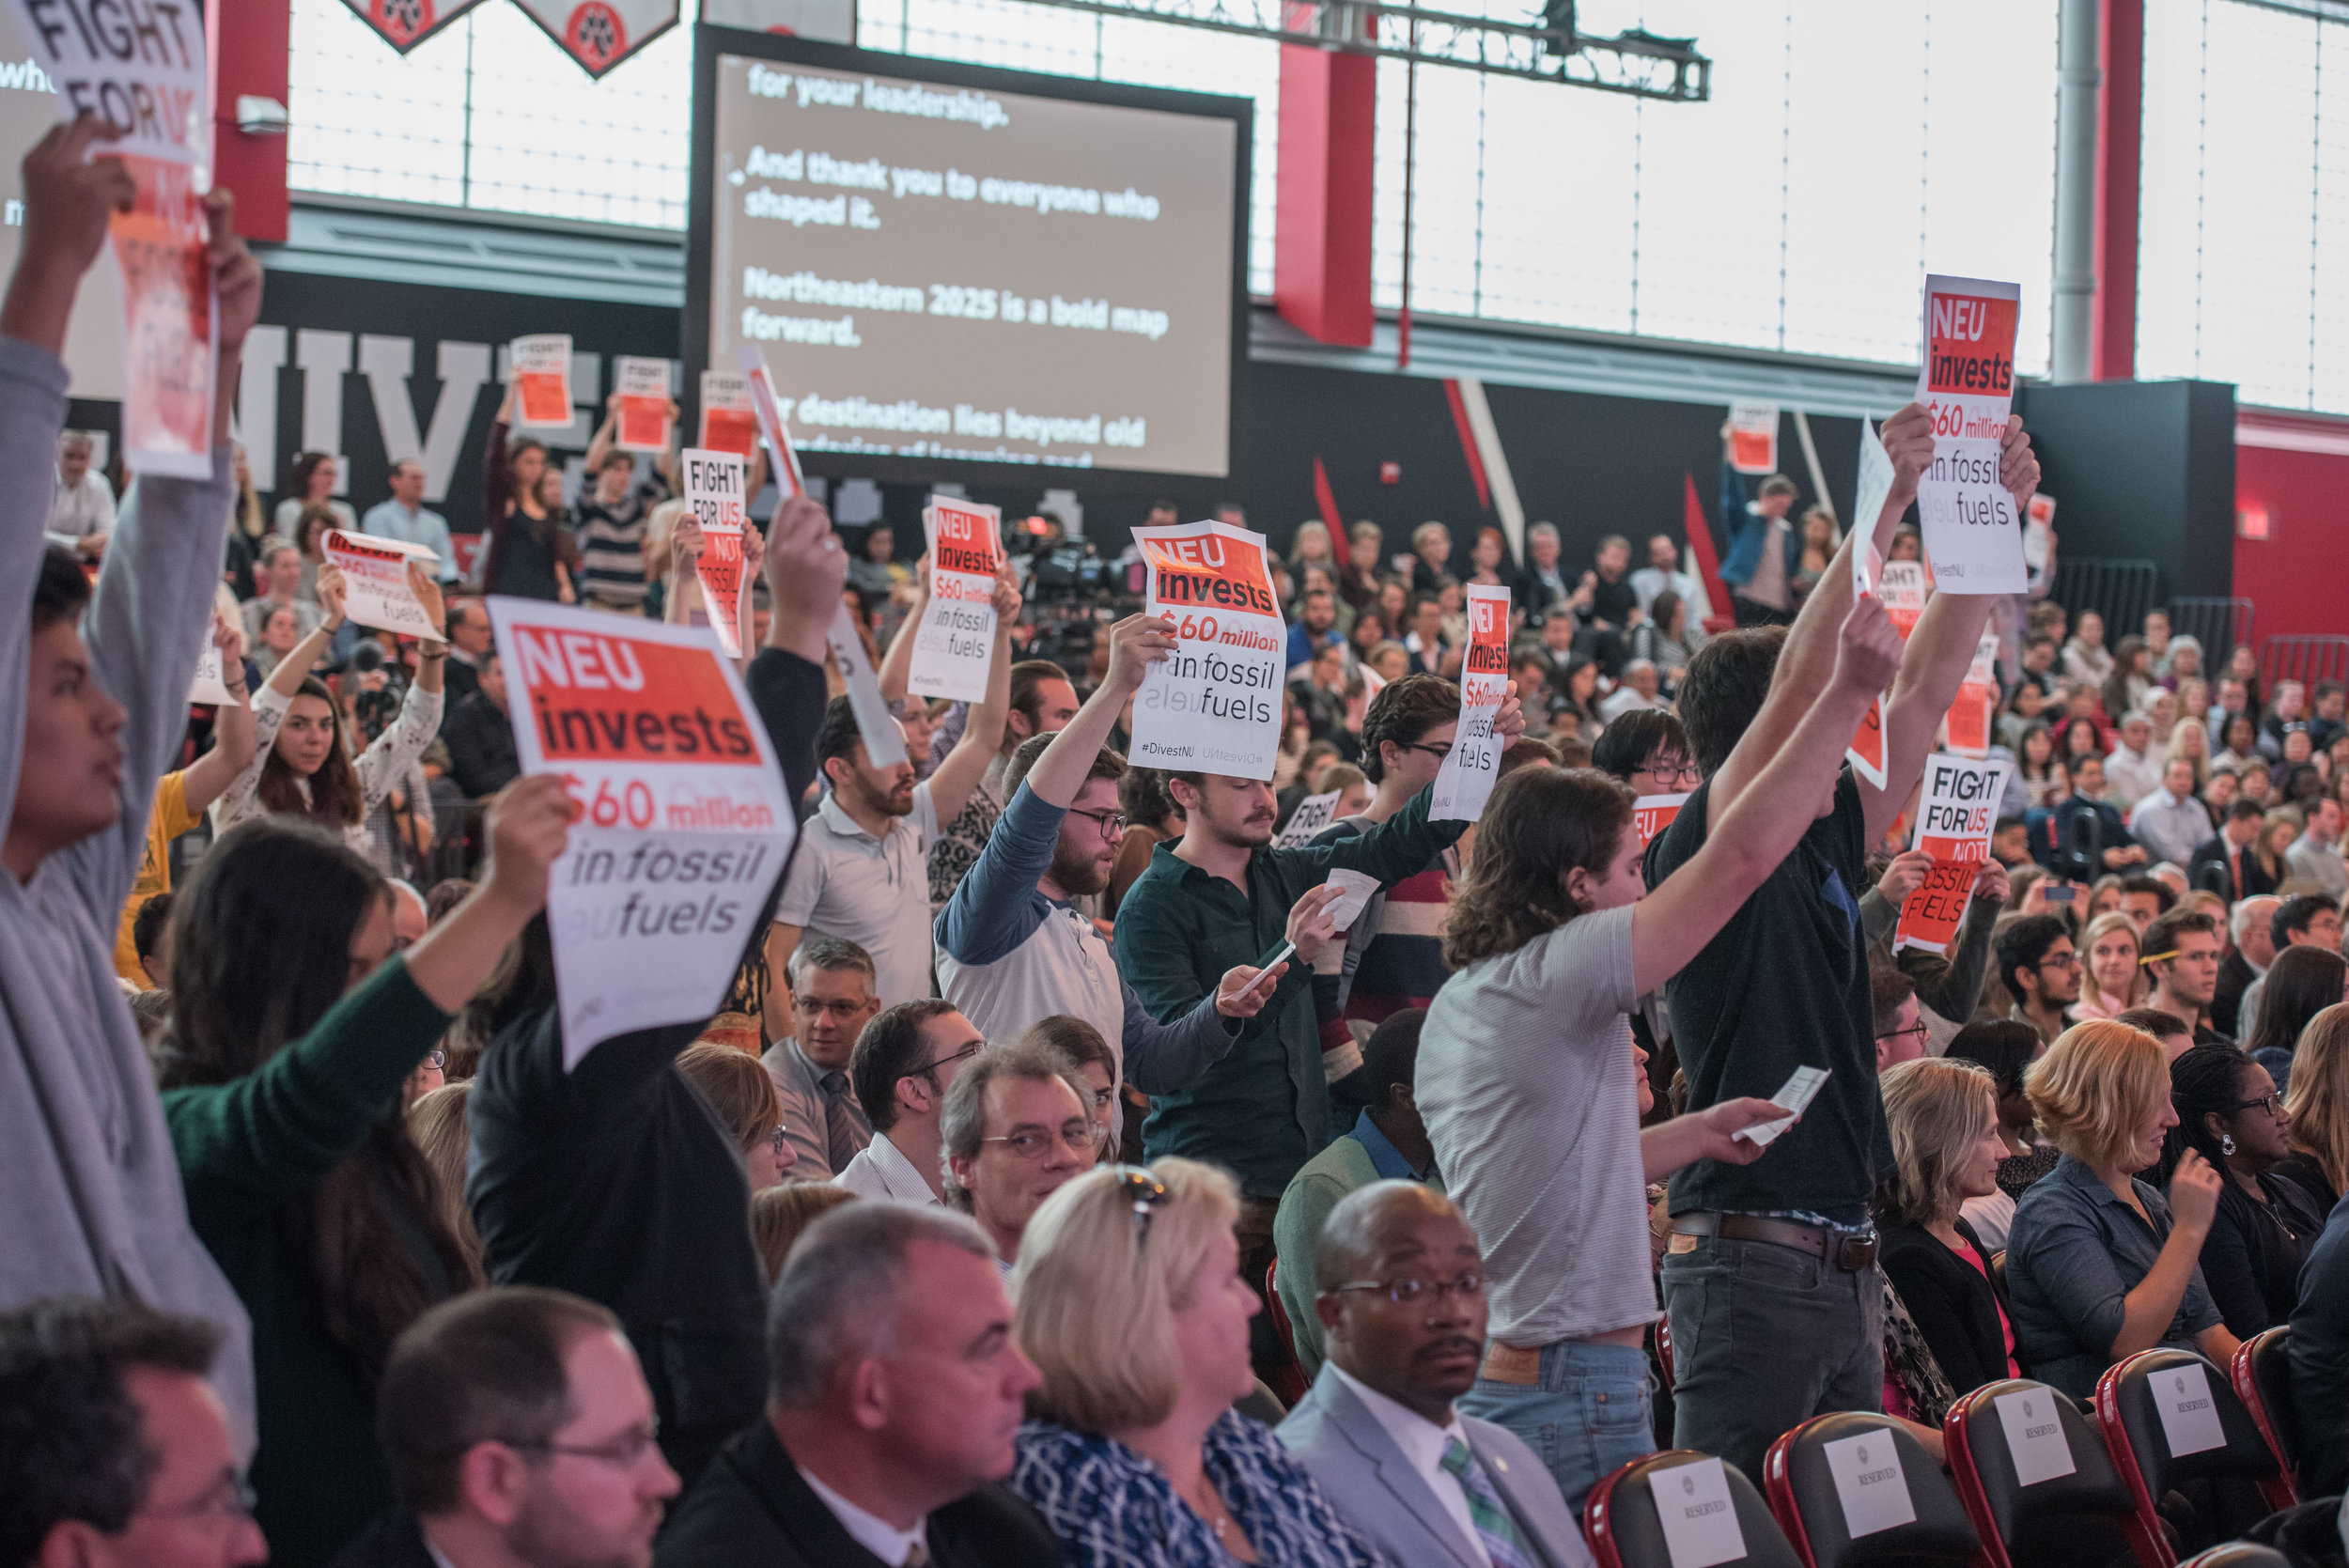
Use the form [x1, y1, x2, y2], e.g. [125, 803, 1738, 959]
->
[1586, 1450, 1805, 1568]
[1764, 1413, 1979, 1568]
[1944, 1379, 2136, 1568]
[2097, 1350, 2282, 1560]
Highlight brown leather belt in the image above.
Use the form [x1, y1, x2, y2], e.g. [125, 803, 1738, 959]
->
[1670, 1210, 1879, 1271]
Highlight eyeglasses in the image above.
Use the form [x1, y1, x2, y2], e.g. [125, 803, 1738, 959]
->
[907, 1040, 985, 1079]
[1638, 759, 1703, 788]
[1112, 1166, 1171, 1252]
[1875, 1022, 1930, 1048]
[139, 1472, 258, 1524]
[1330, 1270, 1486, 1306]
[1400, 741, 1454, 761]
[2231, 1092, 2285, 1117]
[501, 1423, 663, 1468]
[793, 996, 871, 1019]
[1069, 806, 1128, 840]
[2036, 952, 2082, 970]
[983, 1123, 1097, 1159]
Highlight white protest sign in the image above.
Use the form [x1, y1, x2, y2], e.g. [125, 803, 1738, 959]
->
[909, 498, 1003, 704]
[486, 599, 796, 1068]
[323, 531, 441, 638]
[827, 604, 910, 769]
[1324, 867, 1379, 932]
[698, 369, 756, 458]
[1650, 1456, 1747, 1568]
[1728, 401, 1780, 475]
[2152, 1361, 2227, 1457]
[739, 344, 807, 497]
[1130, 521, 1286, 782]
[1822, 1428, 1917, 1539]
[614, 356, 673, 453]
[1737, 1065, 1829, 1147]
[2025, 494, 2054, 571]
[1894, 753, 2010, 956]
[681, 449, 746, 659]
[1431, 583, 1511, 822]
[1994, 1388, 2077, 1486]
[1915, 275, 2025, 593]
[5, 0, 212, 478]
[1851, 419, 1894, 598]
[510, 334, 574, 428]
[189, 637, 240, 706]
[1275, 789, 1343, 848]
[1633, 793, 1690, 851]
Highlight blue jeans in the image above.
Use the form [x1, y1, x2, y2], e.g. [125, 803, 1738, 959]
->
[1660, 1234, 1884, 1485]
[1457, 1338, 1655, 1517]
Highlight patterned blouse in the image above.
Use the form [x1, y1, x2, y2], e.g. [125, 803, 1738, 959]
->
[1012, 1410, 1379, 1568]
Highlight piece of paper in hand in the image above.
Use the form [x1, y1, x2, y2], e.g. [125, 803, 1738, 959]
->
[614, 357, 673, 452]
[486, 599, 797, 1068]
[1994, 1389, 2077, 1486]
[1851, 418, 1895, 598]
[827, 603, 909, 769]
[697, 370, 756, 458]
[1650, 1456, 1747, 1568]
[1735, 1065, 1830, 1146]
[2152, 1362, 2227, 1457]
[2025, 494, 2055, 570]
[682, 449, 747, 658]
[1430, 583, 1511, 821]
[909, 498, 1003, 704]
[739, 345, 806, 498]
[189, 637, 241, 706]
[1915, 275, 2026, 593]
[1129, 521, 1287, 782]
[323, 531, 442, 638]
[510, 334, 574, 428]
[1238, 940, 1296, 1000]
[1822, 1428, 1918, 1539]
[1275, 789, 1343, 848]
[1728, 401, 1780, 474]
[1324, 868, 1379, 932]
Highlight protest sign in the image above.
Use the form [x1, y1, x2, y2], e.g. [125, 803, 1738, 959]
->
[1430, 583, 1510, 821]
[1275, 789, 1342, 848]
[1893, 753, 2010, 955]
[1915, 275, 2025, 593]
[1846, 559, 1927, 790]
[909, 497, 1003, 704]
[1878, 561, 1929, 640]
[1945, 633, 1999, 759]
[5, 0, 212, 478]
[698, 370, 756, 458]
[2025, 493, 2054, 571]
[1633, 793, 1689, 850]
[510, 334, 574, 428]
[827, 604, 910, 769]
[189, 637, 240, 706]
[1130, 520, 1286, 781]
[739, 344, 806, 497]
[1850, 419, 1894, 598]
[486, 599, 796, 1067]
[614, 356, 673, 452]
[681, 449, 747, 658]
[1728, 401, 1780, 475]
[323, 531, 441, 638]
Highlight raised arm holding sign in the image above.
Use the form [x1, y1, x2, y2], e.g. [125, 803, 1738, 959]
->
[1893, 753, 2012, 955]
[908, 497, 1004, 703]
[1128, 519, 1286, 781]
[323, 530, 442, 638]
[1915, 276, 2026, 593]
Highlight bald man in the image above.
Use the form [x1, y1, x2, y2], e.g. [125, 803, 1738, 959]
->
[1276, 1183, 1592, 1568]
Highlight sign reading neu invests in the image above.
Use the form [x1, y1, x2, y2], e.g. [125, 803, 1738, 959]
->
[1130, 520, 1285, 781]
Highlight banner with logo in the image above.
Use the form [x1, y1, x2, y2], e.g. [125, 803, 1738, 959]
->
[1130, 520, 1285, 781]
[487, 598, 795, 1066]
[1915, 274, 2025, 593]
[510, 334, 574, 428]
[698, 369, 756, 458]
[509, 0, 680, 78]
[614, 355, 673, 452]
[1728, 401, 1780, 475]
[1893, 753, 2010, 955]
[681, 448, 747, 657]
[909, 497, 1003, 704]
[338, 0, 492, 52]
[324, 530, 442, 637]
[1430, 583, 1510, 822]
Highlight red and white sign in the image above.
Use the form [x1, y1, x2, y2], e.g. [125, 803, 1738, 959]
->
[1131, 520, 1286, 781]
[1633, 793, 1689, 850]
[739, 344, 806, 497]
[909, 497, 1003, 704]
[614, 356, 673, 453]
[1915, 275, 2025, 593]
[509, 0, 680, 79]
[697, 369, 756, 458]
[1728, 401, 1780, 475]
[681, 449, 746, 658]
[1846, 559, 1928, 790]
[1892, 753, 2010, 955]
[338, 0, 491, 53]
[487, 598, 795, 1066]
[189, 636, 241, 707]
[510, 334, 574, 429]
[2025, 493, 2054, 571]
[1431, 583, 1511, 821]
[325, 531, 441, 637]
[1944, 633, 1999, 760]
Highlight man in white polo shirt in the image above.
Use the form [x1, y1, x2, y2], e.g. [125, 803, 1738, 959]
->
[771, 592, 1013, 1008]
[836, 1001, 985, 1204]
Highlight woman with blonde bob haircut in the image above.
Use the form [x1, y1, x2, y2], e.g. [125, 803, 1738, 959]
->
[2003, 1021, 2239, 1397]
[2278, 1002, 2349, 1212]
[1010, 1158, 1377, 1568]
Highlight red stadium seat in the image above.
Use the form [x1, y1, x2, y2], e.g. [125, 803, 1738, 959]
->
[1941, 1377, 2137, 1568]
[1762, 1413, 1978, 1568]
[1260, 1259, 1307, 1406]
[2094, 1350, 2287, 1568]
[2229, 1328, 2300, 1506]
[1584, 1449, 1803, 1568]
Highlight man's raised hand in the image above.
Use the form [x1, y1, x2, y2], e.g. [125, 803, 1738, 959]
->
[762, 492, 848, 662]
[1878, 402, 1936, 516]
[1831, 593, 1906, 698]
[1102, 613, 1178, 696]
[479, 774, 580, 919]
[1999, 417, 2042, 522]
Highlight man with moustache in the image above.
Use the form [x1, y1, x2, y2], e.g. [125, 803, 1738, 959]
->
[1278, 1183, 1592, 1568]
[934, 614, 1297, 1103]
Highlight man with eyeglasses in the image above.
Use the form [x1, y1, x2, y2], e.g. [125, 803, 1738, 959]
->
[837, 1001, 985, 1204]
[761, 939, 881, 1181]
[938, 1041, 1099, 1275]
[355, 1287, 678, 1568]
[1996, 913, 2079, 1047]
[936, 615, 1290, 1110]
[1873, 967, 1928, 1071]
[1277, 1183, 1593, 1568]
[0, 1296, 266, 1568]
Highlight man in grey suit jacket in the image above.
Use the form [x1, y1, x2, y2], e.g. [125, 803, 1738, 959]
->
[1276, 1183, 1595, 1568]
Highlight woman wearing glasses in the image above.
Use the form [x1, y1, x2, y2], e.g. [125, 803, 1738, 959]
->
[1012, 1159, 1379, 1567]
[2159, 1044, 2325, 1337]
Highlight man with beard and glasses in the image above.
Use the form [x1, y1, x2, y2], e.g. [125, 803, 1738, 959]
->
[1277, 1183, 1593, 1568]
[346, 1288, 680, 1568]
[935, 615, 1295, 1106]
[771, 577, 1018, 1009]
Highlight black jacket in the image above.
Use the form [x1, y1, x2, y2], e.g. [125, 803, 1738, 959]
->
[440, 691, 521, 799]
[465, 649, 828, 1490]
[2196, 1171, 2326, 1340]
[325, 1513, 433, 1568]
[655, 1420, 1060, 1568]
[2213, 949, 2258, 1039]
[1877, 1217, 2014, 1395]
[2187, 834, 2279, 903]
